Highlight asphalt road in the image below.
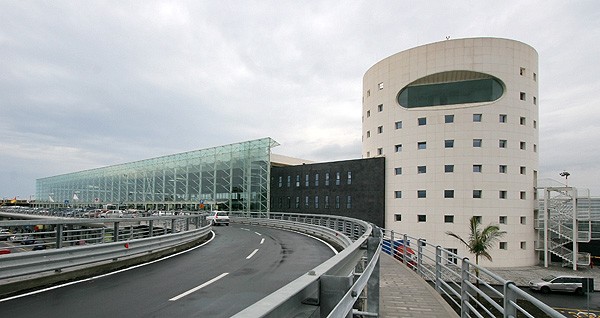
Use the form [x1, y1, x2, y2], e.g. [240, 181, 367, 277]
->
[0, 223, 335, 318]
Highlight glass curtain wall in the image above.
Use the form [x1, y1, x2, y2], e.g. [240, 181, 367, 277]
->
[35, 138, 279, 214]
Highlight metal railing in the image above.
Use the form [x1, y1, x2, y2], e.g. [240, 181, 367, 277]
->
[0, 214, 211, 280]
[382, 229, 567, 318]
[2, 208, 572, 317]
[230, 212, 381, 318]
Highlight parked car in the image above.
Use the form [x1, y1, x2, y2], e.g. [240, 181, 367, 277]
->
[394, 244, 417, 269]
[32, 244, 47, 251]
[529, 275, 592, 295]
[206, 211, 230, 226]
[0, 249, 11, 255]
[0, 229, 11, 241]
[20, 236, 37, 245]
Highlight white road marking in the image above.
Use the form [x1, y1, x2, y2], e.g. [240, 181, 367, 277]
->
[169, 272, 229, 301]
[0, 231, 217, 303]
[241, 228, 250, 231]
[246, 248, 259, 259]
[260, 238, 265, 245]
[254, 231, 262, 236]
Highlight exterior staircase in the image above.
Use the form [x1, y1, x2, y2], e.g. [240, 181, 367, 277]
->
[536, 186, 591, 269]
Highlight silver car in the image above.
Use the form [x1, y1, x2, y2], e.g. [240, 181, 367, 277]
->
[206, 211, 230, 226]
[528, 275, 589, 294]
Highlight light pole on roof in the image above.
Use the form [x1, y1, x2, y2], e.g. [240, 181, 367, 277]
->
[559, 171, 570, 187]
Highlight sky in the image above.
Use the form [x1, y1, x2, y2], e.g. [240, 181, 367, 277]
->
[1, 1, 599, 199]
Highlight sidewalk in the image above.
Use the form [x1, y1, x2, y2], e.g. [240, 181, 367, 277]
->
[379, 254, 459, 318]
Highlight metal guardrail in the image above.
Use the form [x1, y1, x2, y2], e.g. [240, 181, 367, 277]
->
[382, 229, 567, 318]
[2, 208, 571, 317]
[0, 214, 211, 280]
[231, 212, 382, 318]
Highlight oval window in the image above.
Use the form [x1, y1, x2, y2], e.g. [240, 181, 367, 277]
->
[397, 71, 504, 108]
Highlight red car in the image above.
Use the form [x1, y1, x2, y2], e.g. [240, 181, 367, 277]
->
[394, 244, 417, 269]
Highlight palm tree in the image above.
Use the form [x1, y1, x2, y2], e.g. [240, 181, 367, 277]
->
[446, 216, 506, 289]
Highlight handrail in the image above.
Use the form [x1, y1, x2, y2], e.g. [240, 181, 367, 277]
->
[231, 212, 381, 318]
[382, 229, 568, 318]
[0, 214, 211, 281]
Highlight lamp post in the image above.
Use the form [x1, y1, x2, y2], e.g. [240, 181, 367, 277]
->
[559, 171, 570, 187]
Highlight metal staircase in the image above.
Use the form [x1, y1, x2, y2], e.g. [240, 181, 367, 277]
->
[536, 186, 591, 269]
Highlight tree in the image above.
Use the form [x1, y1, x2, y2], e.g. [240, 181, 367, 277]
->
[446, 216, 506, 265]
[446, 216, 506, 290]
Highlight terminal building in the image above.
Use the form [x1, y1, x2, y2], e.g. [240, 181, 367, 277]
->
[34, 37, 597, 268]
[362, 38, 539, 267]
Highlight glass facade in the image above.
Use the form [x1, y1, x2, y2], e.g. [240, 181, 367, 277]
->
[36, 138, 279, 213]
[397, 71, 504, 108]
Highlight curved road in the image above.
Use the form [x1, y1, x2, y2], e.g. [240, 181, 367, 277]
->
[1, 223, 336, 317]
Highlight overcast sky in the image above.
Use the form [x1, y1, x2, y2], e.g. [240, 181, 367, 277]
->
[1, 1, 599, 199]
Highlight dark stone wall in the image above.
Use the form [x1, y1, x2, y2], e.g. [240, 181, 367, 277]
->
[270, 157, 385, 228]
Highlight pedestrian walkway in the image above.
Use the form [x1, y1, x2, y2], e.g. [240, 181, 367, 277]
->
[379, 254, 459, 318]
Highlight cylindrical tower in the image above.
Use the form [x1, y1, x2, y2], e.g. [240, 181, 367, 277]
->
[362, 38, 538, 267]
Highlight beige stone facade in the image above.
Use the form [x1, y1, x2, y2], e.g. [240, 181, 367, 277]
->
[362, 38, 539, 267]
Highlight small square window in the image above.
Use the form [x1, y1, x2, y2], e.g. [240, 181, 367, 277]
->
[395, 144, 402, 152]
[444, 190, 454, 198]
[499, 139, 507, 148]
[394, 191, 402, 199]
[474, 216, 482, 223]
[473, 165, 482, 173]
[445, 164, 454, 173]
[394, 214, 402, 222]
[520, 141, 526, 150]
[533, 96, 537, 105]
[445, 114, 454, 123]
[520, 166, 526, 175]
[499, 165, 507, 173]
[418, 141, 426, 150]
[520, 67, 525, 76]
[377, 148, 383, 155]
[395, 121, 402, 129]
[418, 117, 427, 126]
[366, 90, 370, 97]
[520, 92, 526, 101]
[533, 120, 537, 128]
[378, 82, 384, 90]
[417, 190, 427, 198]
[520, 191, 526, 199]
[394, 167, 402, 175]
[533, 144, 537, 152]
[366, 110, 370, 118]
[499, 190, 507, 199]
[444, 215, 454, 223]
[366, 131, 370, 138]
[377, 126, 383, 134]
[499, 242, 507, 250]
[520, 117, 526, 125]
[473, 139, 482, 147]
[499, 216, 507, 224]
[445, 139, 454, 148]
[533, 73, 537, 81]
[378, 104, 383, 112]
[417, 214, 427, 222]
[417, 166, 427, 174]
[473, 114, 482, 122]
[499, 114, 507, 123]
[520, 241, 527, 250]
[520, 216, 527, 224]
[473, 190, 482, 198]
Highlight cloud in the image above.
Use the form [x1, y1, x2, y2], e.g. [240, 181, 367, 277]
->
[1, 1, 599, 197]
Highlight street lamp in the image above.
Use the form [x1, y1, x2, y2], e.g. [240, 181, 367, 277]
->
[559, 171, 570, 186]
